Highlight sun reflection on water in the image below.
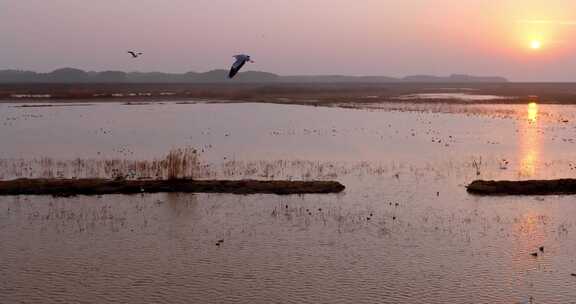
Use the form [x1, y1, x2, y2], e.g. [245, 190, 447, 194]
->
[519, 102, 540, 177]
[527, 102, 538, 122]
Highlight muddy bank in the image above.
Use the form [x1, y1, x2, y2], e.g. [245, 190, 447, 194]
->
[3, 82, 576, 105]
[467, 179, 576, 195]
[0, 178, 345, 196]
[13, 103, 95, 108]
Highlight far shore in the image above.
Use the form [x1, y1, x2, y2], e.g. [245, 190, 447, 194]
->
[3, 82, 576, 105]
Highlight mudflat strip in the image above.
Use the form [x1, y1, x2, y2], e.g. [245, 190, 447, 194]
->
[0, 178, 345, 196]
[467, 179, 576, 195]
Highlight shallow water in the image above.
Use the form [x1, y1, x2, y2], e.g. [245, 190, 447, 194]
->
[396, 93, 515, 101]
[2, 101, 576, 303]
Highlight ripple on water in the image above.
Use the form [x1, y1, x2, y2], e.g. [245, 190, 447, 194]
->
[2, 102, 576, 303]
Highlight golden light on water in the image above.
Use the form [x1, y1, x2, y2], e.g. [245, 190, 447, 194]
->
[520, 151, 537, 177]
[519, 102, 540, 177]
[510, 210, 547, 276]
[527, 102, 538, 121]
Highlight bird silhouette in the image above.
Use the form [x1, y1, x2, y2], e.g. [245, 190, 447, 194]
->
[228, 54, 253, 78]
[127, 51, 143, 58]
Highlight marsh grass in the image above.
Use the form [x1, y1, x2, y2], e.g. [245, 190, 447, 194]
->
[0, 147, 201, 180]
[0, 146, 522, 183]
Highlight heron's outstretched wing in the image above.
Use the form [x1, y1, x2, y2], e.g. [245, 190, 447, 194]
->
[229, 57, 247, 78]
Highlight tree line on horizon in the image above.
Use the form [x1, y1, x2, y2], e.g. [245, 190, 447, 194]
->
[0, 68, 508, 83]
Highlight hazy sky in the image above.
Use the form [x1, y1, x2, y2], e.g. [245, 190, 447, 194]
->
[3, 0, 576, 81]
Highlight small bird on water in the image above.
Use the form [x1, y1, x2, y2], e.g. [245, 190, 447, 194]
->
[519, 296, 534, 304]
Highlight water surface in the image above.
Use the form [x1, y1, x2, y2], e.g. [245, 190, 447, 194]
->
[2, 101, 576, 303]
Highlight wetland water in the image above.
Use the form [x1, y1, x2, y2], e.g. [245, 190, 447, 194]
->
[2, 101, 576, 303]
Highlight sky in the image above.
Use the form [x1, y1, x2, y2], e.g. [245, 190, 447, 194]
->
[2, 0, 576, 81]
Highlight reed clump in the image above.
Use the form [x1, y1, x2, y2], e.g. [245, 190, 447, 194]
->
[0, 147, 201, 181]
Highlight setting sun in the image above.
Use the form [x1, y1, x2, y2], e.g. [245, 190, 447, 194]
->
[530, 40, 542, 49]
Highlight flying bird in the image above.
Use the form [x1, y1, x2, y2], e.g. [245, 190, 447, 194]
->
[228, 54, 253, 79]
[127, 51, 143, 58]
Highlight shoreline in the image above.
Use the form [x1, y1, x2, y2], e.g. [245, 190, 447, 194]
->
[467, 179, 576, 195]
[3, 82, 576, 105]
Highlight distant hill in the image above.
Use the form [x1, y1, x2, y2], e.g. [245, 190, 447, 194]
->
[0, 68, 508, 83]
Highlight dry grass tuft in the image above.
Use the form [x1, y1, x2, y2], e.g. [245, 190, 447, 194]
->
[0, 147, 201, 181]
